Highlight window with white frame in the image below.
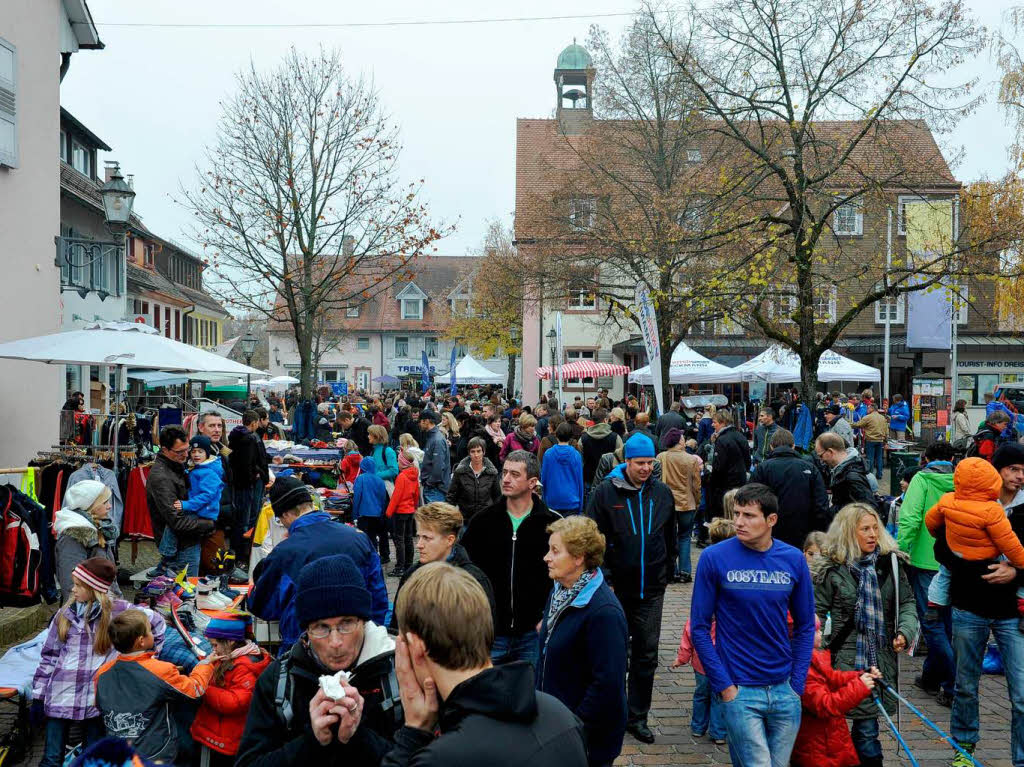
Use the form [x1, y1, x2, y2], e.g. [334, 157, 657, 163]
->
[874, 289, 905, 324]
[569, 196, 596, 231]
[716, 316, 743, 335]
[402, 298, 422, 320]
[395, 336, 409, 357]
[686, 148, 703, 162]
[357, 337, 370, 351]
[897, 195, 929, 236]
[814, 286, 838, 323]
[0, 38, 16, 168]
[425, 337, 439, 358]
[71, 140, 91, 178]
[566, 349, 596, 385]
[769, 290, 797, 323]
[833, 200, 863, 236]
[346, 306, 359, 318]
[567, 281, 597, 310]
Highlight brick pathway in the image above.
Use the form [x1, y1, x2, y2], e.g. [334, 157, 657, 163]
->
[2, 539, 1018, 766]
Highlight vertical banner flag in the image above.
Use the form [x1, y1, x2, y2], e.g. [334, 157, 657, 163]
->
[555, 311, 564, 403]
[904, 200, 954, 350]
[449, 346, 458, 396]
[421, 350, 431, 392]
[635, 284, 665, 418]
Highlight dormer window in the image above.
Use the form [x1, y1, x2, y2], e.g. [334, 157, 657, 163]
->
[402, 298, 422, 320]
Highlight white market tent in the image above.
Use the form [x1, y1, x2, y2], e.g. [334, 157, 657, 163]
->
[435, 355, 504, 385]
[730, 344, 880, 383]
[628, 342, 741, 385]
[269, 375, 300, 386]
[128, 370, 243, 388]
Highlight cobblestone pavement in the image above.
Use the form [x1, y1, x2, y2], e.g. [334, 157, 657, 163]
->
[1, 538, 1018, 766]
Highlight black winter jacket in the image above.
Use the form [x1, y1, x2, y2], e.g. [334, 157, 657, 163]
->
[381, 662, 586, 767]
[461, 496, 562, 635]
[146, 454, 213, 547]
[580, 426, 620, 485]
[445, 457, 502, 525]
[349, 416, 373, 456]
[228, 426, 268, 488]
[586, 465, 677, 601]
[749, 446, 830, 547]
[236, 624, 399, 767]
[389, 545, 497, 632]
[707, 425, 750, 516]
[828, 454, 875, 514]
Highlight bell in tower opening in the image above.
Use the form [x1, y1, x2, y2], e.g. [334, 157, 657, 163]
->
[554, 40, 594, 124]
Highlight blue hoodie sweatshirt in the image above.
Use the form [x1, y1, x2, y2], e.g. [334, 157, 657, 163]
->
[541, 444, 584, 513]
[352, 457, 388, 519]
[181, 457, 224, 521]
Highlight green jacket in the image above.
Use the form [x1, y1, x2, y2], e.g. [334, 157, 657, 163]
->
[813, 553, 918, 719]
[895, 464, 954, 570]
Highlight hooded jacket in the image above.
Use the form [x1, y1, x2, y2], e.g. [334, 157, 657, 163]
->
[537, 569, 627, 767]
[147, 453, 214, 549]
[586, 465, 677, 601]
[234, 623, 399, 767]
[249, 512, 388, 652]
[387, 465, 421, 517]
[389, 544, 497, 632]
[500, 430, 540, 462]
[53, 507, 121, 600]
[540, 444, 584, 513]
[790, 649, 871, 767]
[828, 453, 874, 514]
[380, 662, 587, 767]
[580, 423, 622, 485]
[925, 457, 1024, 565]
[190, 649, 272, 755]
[749, 447, 829, 548]
[461, 495, 562, 635]
[182, 457, 224, 521]
[353, 457, 389, 519]
[656, 445, 701, 512]
[591, 446, 663, 504]
[446, 456, 502, 523]
[895, 462, 954, 570]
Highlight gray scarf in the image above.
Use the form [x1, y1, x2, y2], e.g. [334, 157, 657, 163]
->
[546, 569, 596, 640]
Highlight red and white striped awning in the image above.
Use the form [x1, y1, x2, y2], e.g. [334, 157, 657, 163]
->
[535, 360, 632, 380]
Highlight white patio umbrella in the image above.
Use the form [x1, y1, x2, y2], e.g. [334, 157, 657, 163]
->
[628, 342, 741, 385]
[269, 375, 300, 386]
[730, 344, 880, 383]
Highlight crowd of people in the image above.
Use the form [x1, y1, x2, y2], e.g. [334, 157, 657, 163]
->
[24, 382, 1024, 767]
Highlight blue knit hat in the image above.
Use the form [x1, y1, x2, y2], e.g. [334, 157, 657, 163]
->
[296, 554, 371, 628]
[189, 434, 214, 458]
[204, 610, 253, 642]
[624, 433, 655, 459]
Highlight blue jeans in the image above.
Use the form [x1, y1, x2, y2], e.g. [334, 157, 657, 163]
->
[41, 716, 105, 767]
[951, 608, 1024, 764]
[720, 682, 801, 767]
[422, 487, 445, 504]
[907, 565, 955, 695]
[157, 527, 201, 578]
[491, 629, 539, 667]
[231, 484, 264, 556]
[676, 510, 695, 576]
[865, 441, 884, 479]
[850, 717, 882, 760]
[691, 672, 726, 739]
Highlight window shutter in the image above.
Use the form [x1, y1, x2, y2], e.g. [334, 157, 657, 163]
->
[0, 38, 16, 168]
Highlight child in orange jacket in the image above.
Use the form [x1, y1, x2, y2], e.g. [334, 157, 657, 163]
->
[924, 457, 1024, 630]
[791, 617, 879, 767]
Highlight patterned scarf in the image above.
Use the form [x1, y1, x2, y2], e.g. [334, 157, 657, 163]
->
[486, 422, 505, 445]
[546, 569, 596, 640]
[849, 549, 886, 670]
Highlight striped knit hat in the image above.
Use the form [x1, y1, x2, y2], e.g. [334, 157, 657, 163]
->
[205, 610, 253, 642]
[72, 557, 116, 594]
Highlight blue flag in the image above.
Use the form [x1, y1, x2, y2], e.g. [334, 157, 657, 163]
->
[449, 346, 458, 396]
[421, 350, 431, 392]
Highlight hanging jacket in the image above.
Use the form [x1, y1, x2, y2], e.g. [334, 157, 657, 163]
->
[63, 465, 124, 534]
[190, 650, 273, 756]
[540, 445, 584, 513]
[352, 457, 388, 519]
[925, 457, 1024, 564]
[387, 466, 421, 517]
[793, 404, 814, 451]
[586, 465, 677, 601]
[182, 457, 224, 521]
[446, 457, 502, 524]
[536, 569, 627, 767]
[790, 649, 871, 767]
[895, 462, 954, 570]
[32, 599, 165, 721]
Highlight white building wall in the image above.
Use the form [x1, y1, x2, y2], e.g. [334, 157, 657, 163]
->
[537, 308, 633, 401]
[268, 330, 382, 391]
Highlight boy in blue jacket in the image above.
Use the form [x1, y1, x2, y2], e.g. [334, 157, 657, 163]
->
[352, 456, 390, 562]
[159, 435, 224, 576]
[541, 422, 584, 514]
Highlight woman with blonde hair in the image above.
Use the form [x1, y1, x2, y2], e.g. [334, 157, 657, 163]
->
[440, 410, 461, 444]
[54, 480, 120, 599]
[813, 503, 918, 766]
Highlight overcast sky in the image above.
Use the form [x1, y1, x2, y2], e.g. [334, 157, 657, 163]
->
[61, 0, 1021, 258]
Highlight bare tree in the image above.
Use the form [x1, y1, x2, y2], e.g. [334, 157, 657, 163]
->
[181, 48, 447, 398]
[649, 0, 1024, 402]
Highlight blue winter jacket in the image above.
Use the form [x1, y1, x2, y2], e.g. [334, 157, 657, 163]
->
[541, 444, 585, 513]
[249, 512, 388, 653]
[889, 400, 911, 432]
[181, 457, 224, 521]
[793, 403, 813, 452]
[537, 569, 628, 766]
[352, 457, 388, 519]
[371, 443, 399, 483]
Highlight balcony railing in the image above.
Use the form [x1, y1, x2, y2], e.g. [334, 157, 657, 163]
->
[57, 236, 122, 297]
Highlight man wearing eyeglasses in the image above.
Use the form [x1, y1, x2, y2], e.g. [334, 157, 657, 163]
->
[145, 425, 214, 575]
[238, 554, 401, 767]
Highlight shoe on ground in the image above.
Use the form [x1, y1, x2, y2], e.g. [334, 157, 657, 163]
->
[679, 572, 692, 584]
[690, 729, 706, 738]
[935, 689, 954, 708]
[670, 573, 684, 584]
[713, 738, 726, 746]
[914, 675, 940, 696]
[625, 722, 655, 744]
[951, 742, 976, 767]
[388, 568, 404, 578]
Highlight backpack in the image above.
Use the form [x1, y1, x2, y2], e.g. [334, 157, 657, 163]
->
[0, 495, 40, 606]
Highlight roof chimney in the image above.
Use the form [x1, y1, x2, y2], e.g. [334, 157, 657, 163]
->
[342, 235, 355, 256]
[104, 160, 119, 183]
[126, 174, 134, 189]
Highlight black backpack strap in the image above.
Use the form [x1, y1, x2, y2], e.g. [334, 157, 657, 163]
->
[377, 654, 404, 726]
[274, 656, 294, 729]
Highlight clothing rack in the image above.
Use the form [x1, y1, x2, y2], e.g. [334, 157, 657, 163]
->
[0, 467, 32, 475]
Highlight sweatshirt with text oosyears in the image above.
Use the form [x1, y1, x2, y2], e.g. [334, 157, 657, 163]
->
[690, 536, 816, 695]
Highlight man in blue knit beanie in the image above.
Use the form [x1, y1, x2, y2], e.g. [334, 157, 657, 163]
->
[586, 433, 677, 744]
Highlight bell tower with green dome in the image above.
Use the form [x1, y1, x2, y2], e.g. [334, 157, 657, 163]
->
[553, 40, 594, 132]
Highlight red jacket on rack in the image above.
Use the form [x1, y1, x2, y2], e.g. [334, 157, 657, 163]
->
[791, 649, 872, 767]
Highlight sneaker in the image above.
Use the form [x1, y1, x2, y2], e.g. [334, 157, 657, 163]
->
[388, 568, 404, 578]
[626, 722, 655, 744]
[218, 575, 242, 600]
[227, 567, 249, 584]
[679, 572, 692, 584]
[935, 689, 954, 708]
[914, 675, 940, 696]
[951, 742, 976, 767]
[144, 564, 171, 579]
[713, 738, 726, 746]
[197, 592, 232, 610]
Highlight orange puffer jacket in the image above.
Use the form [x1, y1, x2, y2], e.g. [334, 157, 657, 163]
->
[925, 457, 1024, 565]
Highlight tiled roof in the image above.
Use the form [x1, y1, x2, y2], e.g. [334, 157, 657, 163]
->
[60, 162, 148, 231]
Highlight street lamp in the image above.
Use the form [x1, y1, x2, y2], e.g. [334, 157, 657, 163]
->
[239, 330, 258, 400]
[547, 328, 557, 366]
[99, 164, 136, 235]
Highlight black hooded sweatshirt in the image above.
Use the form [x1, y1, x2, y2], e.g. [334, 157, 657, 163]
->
[381, 662, 586, 767]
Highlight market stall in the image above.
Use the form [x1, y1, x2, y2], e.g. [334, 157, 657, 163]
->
[435, 355, 505, 385]
[729, 344, 881, 384]
[627, 342, 741, 385]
